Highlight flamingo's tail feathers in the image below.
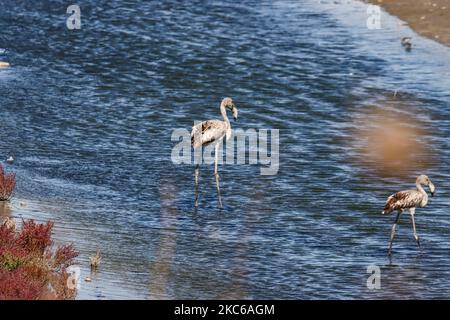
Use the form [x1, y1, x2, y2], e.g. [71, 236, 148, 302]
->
[382, 195, 398, 215]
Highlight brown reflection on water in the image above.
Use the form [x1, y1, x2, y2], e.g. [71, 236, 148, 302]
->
[148, 181, 264, 299]
[217, 192, 264, 299]
[148, 180, 178, 299]
[378, 258, 429, 299]
[351, 103, 434, 178]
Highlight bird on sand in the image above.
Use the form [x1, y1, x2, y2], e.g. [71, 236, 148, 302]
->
[191, 97, 238, 208]
[382, 175, 435, 255]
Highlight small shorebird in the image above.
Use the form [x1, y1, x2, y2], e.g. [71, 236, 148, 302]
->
[382, 175, 435, 255]
[401, 37, 412, 51]
[89, 249, 102, 270]
[191, 97, 238, 208]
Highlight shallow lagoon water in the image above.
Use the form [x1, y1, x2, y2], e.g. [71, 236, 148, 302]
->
[0, 0, 450, 299]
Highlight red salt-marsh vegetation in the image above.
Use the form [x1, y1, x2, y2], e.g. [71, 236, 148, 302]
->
[0, 219, 79, 300]
[0, 164, 79, 300]
[0, 164, 16, 201]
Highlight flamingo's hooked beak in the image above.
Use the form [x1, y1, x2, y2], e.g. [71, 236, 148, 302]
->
[232, 104, 238, 121]
[429, 182, 435, 197]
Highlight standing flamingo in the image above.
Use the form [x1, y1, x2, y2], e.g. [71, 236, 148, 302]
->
[191, 97, 238, 208]
[382, 175, 436, 255]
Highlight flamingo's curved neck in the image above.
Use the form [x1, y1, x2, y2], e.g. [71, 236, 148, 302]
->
[220, 102, 231, 128]
[416, 182, 426, 195]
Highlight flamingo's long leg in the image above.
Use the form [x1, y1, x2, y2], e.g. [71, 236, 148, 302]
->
[214, 143, 223, 208]
[410, 208, 420, 248]
[388, 210, 402, 255]
[194, 164, 200, 207]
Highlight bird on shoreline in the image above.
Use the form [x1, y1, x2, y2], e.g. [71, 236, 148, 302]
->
[89, 249, 102, 271]
[382, 175, 435, 255]
[190, 97, 238, 208]
[401, 37, 412, 51]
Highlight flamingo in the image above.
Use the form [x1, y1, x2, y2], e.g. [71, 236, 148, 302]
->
[191, 97, 238, 208]
[382, 175, 436, 255]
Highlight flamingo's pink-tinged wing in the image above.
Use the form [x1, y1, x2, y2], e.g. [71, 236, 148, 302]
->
[191, 120, 226, 148]
[384, 190, 422, 212]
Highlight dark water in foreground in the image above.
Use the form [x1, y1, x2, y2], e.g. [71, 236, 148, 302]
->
[1, 0, 450, 299]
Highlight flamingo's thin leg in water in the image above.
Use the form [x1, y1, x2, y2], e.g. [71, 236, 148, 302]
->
[410, 208, 421, 248]
[194, 164, 200, 207]
[388, 210, 402, 256]
[214, 143, 223, 208]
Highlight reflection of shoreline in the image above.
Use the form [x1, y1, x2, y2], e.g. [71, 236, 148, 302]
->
[149, 180, 178, 299]
[365, 0, 450, 47]
[217, 192, 264, 299]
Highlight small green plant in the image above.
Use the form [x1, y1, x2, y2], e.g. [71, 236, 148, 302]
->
[0, 252, 22, 270]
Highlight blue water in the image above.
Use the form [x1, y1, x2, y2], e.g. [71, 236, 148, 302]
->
[0, 0, 449, 299]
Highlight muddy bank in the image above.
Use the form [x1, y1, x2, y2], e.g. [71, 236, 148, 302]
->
[366, 0, 450, 47]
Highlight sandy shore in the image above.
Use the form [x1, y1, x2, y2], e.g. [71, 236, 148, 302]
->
[367, 0, 450, 47]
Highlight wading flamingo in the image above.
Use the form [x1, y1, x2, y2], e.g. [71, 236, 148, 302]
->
[191, 97, 238, 208]
[382, 175, 435, 255]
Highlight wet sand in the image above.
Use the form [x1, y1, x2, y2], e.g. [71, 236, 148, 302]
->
[367, 0, 450, 47]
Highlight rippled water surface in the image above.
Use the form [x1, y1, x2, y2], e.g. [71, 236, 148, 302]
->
[1, 0, 450, 299]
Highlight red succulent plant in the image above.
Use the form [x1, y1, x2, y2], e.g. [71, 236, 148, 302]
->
[0, 164, 16, 201]
[0, 219, 79, 300]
